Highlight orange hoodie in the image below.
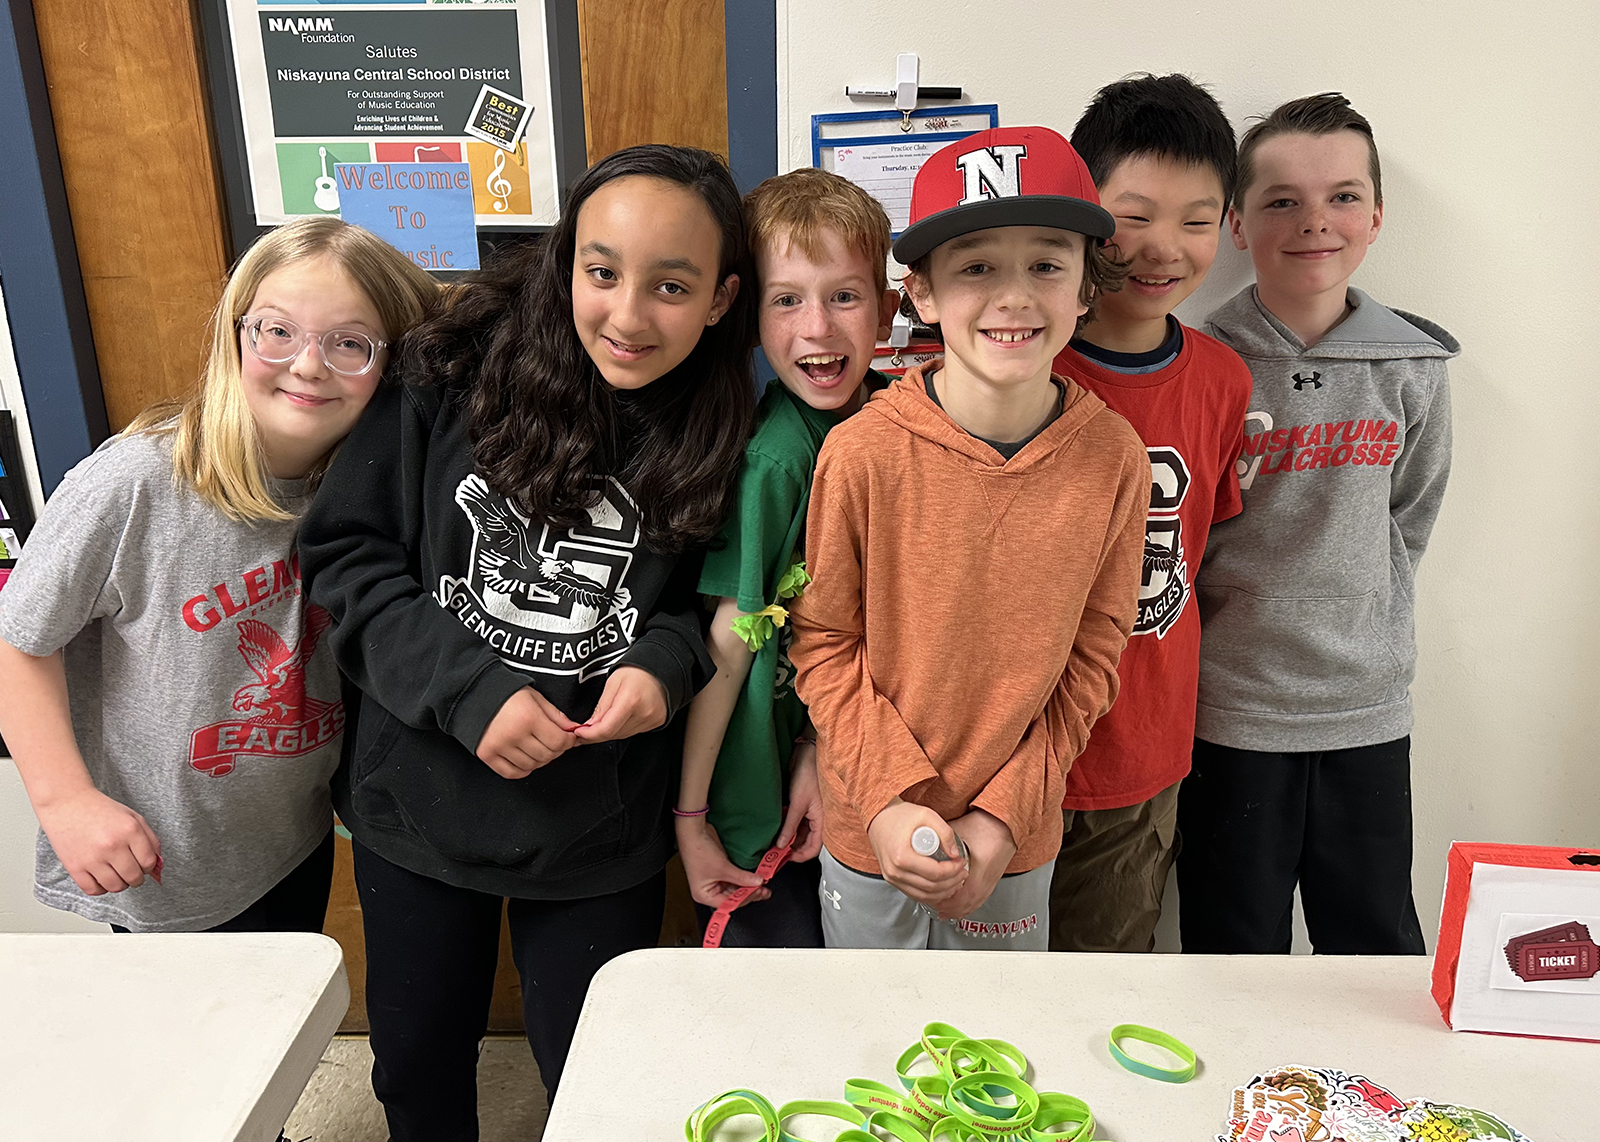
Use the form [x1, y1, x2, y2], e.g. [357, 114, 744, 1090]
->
[790, 364, 1150, 875]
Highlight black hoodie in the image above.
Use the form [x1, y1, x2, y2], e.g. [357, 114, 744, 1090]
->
[300, 381, 711, 898]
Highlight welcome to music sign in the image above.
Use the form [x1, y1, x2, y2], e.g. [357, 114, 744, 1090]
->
[225, 1, 559, 229]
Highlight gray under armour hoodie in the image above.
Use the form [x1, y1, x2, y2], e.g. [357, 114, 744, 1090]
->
[1195, 285, 1457, 752]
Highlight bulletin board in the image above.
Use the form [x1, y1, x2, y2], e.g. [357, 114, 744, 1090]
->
[197, 0, 588, 262]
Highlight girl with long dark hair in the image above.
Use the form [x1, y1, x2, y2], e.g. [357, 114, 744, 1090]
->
[299, 145, 756, 1137]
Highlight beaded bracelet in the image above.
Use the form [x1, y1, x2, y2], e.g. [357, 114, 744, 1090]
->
[673, 805, 711, 818]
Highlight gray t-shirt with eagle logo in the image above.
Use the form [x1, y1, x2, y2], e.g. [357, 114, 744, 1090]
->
[0, 431, 341, 931]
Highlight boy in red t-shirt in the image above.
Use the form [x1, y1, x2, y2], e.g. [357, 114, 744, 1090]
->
[1049, 74, 1252, 951]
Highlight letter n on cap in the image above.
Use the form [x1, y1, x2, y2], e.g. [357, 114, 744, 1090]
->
[956, 145, 1027, 203]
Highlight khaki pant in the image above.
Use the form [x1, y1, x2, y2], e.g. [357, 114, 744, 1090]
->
[1048, 781, 1180, 952]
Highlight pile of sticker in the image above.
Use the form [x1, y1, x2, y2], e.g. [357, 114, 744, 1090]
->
[1220, 1065, 1530, 1142]
[684, 1021, 1102, 1141]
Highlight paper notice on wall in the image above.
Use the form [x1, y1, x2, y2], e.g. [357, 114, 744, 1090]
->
[831, 139, 942, 233]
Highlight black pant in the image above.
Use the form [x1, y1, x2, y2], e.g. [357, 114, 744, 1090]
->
[352, 839, 666, 1142]
[692, 856, 824, 948]
[110, 828, 334, 934]
[1177, 736, 1426, 955]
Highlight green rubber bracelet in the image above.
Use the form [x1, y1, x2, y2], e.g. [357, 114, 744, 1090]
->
[1107, 1024, 1197, 1083]
[686, 1089, 781, 1142]
[1030, 1092, 1094, 1141]
[844, 1078, 929, 1126]
[900, 1028, 1027, 1090]
[943, 1072, 1040, 1137]
[833, 1133, 879, 1142]
[869, 1109, 938, 1142]
[908, 1076, 953, 1127]
[939, 1038, 1012, 1084]
[928, 1114, 982, 1141]
[776, 1100, 865, 1142]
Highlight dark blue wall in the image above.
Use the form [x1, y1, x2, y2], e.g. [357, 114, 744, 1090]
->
[0, 0, 109, 495]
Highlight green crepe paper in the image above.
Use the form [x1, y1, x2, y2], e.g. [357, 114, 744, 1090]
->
[728, 561, 812, 652]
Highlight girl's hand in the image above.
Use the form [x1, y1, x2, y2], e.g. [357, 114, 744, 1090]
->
[573, 666, 668, 744]
[777, 742, 824, 862]
[675, 814, 767, 907]
[866, 798, 967, 907]
[935, 809, 1018, 921]
[477, 687, 580, 778]
[35, 786, 162, 896]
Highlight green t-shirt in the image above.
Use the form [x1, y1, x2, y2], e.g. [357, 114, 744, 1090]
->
[698, 376, 883, 869]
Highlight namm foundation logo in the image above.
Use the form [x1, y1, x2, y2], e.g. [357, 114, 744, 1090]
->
[266, 16, 353, 44]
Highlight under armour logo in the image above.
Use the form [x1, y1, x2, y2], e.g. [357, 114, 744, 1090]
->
[955, 145, 1027, 203]
[1292, 371, 1323, 390]
[820, 880, 842, 910]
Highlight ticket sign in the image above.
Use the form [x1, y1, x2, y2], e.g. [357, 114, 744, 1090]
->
[335, 163, 479, 272]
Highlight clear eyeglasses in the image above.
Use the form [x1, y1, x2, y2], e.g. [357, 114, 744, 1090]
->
[238, 314, 387, 377]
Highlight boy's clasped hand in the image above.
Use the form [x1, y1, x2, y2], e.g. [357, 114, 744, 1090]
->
[868, 798, 1016, 919]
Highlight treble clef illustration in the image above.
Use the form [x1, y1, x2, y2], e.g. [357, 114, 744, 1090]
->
[487, 148, 513, 213]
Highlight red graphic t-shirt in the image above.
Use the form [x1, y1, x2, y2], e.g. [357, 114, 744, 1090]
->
[1053, 327, 1252, 809]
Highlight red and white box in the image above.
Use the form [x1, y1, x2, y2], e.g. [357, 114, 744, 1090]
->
[1432, 841, 1600, 1040]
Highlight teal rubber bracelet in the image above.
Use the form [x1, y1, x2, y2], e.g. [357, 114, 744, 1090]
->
[1030, 1092, 1094, 1141]
[943, 1072, 1040, 1137]
[777, 1099, 865, 1142]
[686, 1089, 781, 1142]
[1107, 1024, 1197, 1083]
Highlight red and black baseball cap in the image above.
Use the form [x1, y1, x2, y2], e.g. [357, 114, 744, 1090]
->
[892, 126, 1114, 264]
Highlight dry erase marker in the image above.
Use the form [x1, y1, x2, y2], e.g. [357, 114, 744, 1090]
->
[844, 86, 964, 100]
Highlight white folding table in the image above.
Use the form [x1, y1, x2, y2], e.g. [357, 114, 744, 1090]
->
[547, 949, 1592, 1140]
[0, 932, 348, 1142]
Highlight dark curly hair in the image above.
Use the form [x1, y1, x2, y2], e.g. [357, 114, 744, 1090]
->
[399, 145, 757, 552]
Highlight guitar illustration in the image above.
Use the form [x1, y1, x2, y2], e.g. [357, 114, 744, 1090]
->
[313, 146, 339, 212]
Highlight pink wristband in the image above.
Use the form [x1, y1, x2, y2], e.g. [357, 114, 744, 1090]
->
[673, 805, 710, 818]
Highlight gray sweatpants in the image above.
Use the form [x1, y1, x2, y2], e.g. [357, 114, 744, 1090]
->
[818, 847, 1051, 950]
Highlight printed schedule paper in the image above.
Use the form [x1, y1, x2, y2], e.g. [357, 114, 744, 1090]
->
[832, 139, 943, 234]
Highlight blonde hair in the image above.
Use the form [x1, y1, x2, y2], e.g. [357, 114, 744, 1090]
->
[125, 217, 438, 522]
[743, 168, 892, 294]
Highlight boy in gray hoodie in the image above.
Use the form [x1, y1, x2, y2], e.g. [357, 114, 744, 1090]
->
[1180, 93, 1455, 955]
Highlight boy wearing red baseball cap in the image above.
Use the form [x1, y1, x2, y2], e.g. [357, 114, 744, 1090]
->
[790, 126, 1150, 949]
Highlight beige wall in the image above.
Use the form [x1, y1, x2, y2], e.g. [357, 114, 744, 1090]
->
[778, 0, 1600, 947]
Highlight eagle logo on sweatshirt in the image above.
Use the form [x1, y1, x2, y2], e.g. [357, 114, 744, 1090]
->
[435, 473, 641, 679]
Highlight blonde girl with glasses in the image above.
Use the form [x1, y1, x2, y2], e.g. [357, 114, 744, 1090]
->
[0, 217, 436, 934]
